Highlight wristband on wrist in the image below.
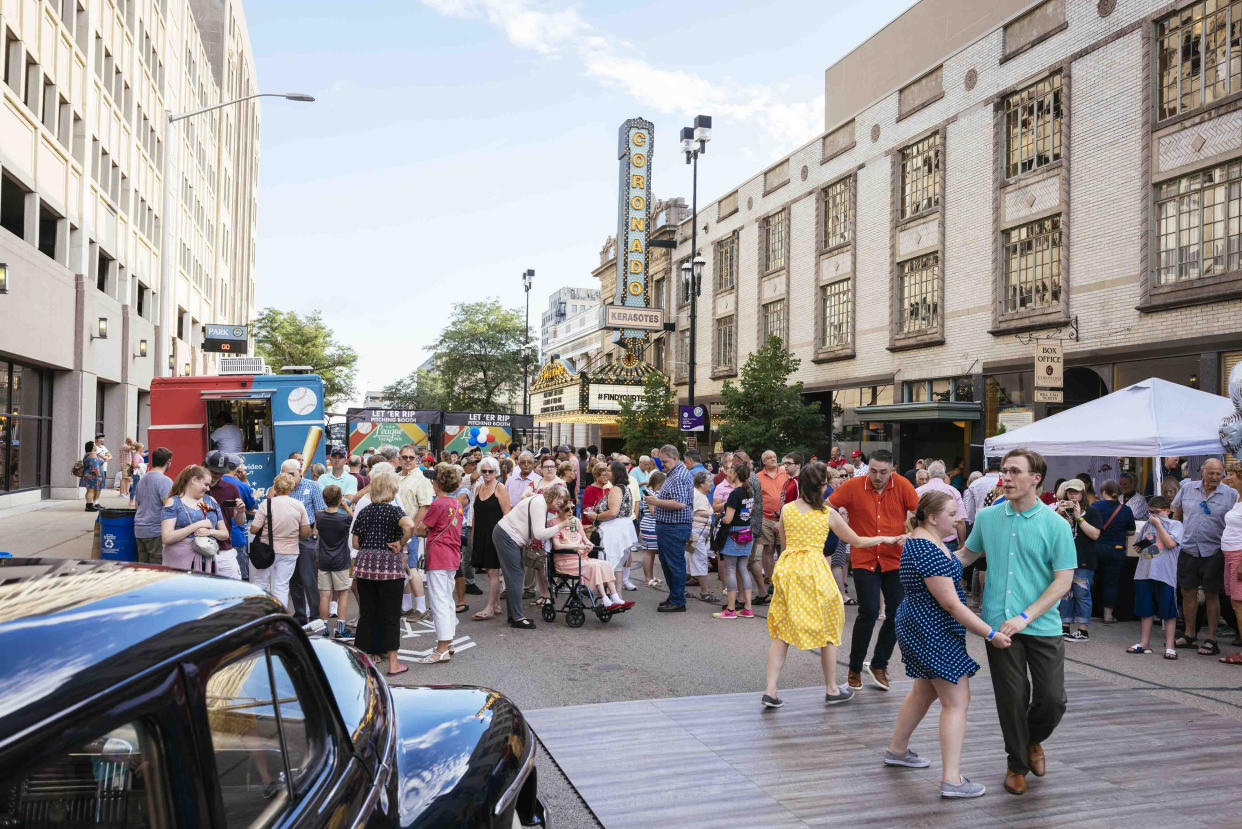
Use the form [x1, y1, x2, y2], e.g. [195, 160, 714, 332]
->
[986, 628, 997, 641]
[1019, 611, 1029, 621]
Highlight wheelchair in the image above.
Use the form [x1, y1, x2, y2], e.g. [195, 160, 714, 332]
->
[542, 545, 629, 627]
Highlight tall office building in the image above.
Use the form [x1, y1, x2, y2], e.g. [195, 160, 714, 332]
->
[0, 0, 261, 507]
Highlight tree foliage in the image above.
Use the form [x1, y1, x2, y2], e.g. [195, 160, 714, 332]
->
[718, 336, 824, 459]
[380, 368, 448, 411]
[617, 371, 682, 459]
[252, 308, 358, 408]
[429, 299, 528, 412]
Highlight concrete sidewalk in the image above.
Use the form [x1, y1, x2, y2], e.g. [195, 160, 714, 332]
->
[0, 494, 136, 559]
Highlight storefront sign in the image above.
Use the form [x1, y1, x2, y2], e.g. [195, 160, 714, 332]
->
[604, 305, 664, 330]
[442, 411, 535, 431]
[614, 117, 655, 342]
[1035, 343, 1063, 387]
[1034, 388, 1063, 403]
[203, 324, 248, 353]
[679, 404, 707, 432]
[587, 383, 645, 412]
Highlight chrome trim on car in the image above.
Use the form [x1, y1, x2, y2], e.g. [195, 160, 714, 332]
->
[493, 721, 537, 818]
[350, 663, 398, 829]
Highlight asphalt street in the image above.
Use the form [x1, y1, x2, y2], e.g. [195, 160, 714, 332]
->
[383, 571, 1242, 827]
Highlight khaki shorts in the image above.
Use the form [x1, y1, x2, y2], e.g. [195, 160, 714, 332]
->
[759, 519, 778, 551]
[318, 569, 353, 591]
[135, 536, 163, 566]
[748, 527, 766, 564]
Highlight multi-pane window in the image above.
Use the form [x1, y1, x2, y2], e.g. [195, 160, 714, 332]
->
[715, 235, 736, 292]
[900, 133, 941, 219]
[1157, 1, 1242, 121]
[819, 280, 851, 348]
[1156, 161, 1242, 284]
[676, 329, 690, 379]
[1002, 215, 1063, 313]
[1005, 73, 1062, 178]
[899, 253, 939, 333]
[824, 177, 852, 248]
[763, 211, 786, 271]
[761, 298, 786, 343]
[713, 316, 736, 368]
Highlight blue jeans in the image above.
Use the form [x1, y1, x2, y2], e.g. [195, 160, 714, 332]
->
[655, 522, 691, 605]
[1059, 567, 1094, 625]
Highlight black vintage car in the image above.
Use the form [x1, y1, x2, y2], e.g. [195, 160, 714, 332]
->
[0, 558, 548, 828]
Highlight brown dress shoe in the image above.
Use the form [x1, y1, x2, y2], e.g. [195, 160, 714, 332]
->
[1004, 770, 1027, 795]
[1027, 743, 1046, 777]
[847, 670, 862, 689]
[868, 666, 890, 691]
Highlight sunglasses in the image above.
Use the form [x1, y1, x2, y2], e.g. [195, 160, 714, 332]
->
[400, 455, 416, 461]
[481, 469, 496, 475]
[1199, 500, 1211, 515]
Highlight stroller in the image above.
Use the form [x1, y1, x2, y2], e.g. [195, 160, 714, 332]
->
[543, 544, 630, 627]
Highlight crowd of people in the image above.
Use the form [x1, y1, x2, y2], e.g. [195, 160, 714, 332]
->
[99, 432, 1242, 799]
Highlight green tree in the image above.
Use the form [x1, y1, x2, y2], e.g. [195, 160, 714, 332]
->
[431, 299, 527, 411]
[252, 308, 358, 407]
[718, 336, 823, 459]
[617, 370, 682, 459]
[380, 368, 448, 411]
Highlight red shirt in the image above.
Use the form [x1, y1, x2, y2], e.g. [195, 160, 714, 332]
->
[782, 479, 799, 507]
[827, 474, 918, 571]
[421, 496, 463, 571]
[581, 484, 606, 526]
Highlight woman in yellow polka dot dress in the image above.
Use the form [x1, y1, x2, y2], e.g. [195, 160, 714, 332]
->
[763, 461, 906, 709]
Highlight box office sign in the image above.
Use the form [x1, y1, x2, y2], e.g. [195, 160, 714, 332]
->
[587, 383, 645, 412]
[614, 117, 655, 342]
[1035, 343, 1063, 388]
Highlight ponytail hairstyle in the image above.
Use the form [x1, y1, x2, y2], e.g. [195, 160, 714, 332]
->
[799, 461, 828, 511]
[907, 489, 956, 533]
[732, 460, 753, 495]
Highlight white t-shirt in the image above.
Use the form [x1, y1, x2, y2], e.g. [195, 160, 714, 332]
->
[1221, 502, 1242, 552]
[210, 423, 244, 454]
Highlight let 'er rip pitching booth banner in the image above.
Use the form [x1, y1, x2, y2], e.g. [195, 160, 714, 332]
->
[441, 412, 532, 454]
[347, 409, 438, 454]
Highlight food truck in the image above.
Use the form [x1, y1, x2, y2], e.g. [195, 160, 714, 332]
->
[149, 371, 327, 489]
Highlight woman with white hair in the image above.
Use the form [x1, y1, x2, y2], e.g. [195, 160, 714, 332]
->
[470, 456, 511, 620]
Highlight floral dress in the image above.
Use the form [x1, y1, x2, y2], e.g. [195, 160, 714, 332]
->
[78, 454, 104, 490]
[767, 505, 845, 650]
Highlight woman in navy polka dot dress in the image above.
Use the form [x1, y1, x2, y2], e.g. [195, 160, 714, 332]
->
[883, 490, 1012, 799]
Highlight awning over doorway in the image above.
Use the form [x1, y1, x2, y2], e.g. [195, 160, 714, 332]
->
[854, 401, 982, 422]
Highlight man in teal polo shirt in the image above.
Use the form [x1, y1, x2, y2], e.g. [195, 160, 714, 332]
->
[962, 448, 1074, 797]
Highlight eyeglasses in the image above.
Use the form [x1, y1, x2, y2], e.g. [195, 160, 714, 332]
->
[399, 455, 416, 461]
[1199, 500, 1211, 515]
[999, 466, 1030, 476]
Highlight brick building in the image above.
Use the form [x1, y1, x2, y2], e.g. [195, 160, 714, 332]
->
[645, 0, 1242, 469]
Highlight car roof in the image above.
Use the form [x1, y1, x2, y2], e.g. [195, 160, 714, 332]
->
[0, 558, 284, 747]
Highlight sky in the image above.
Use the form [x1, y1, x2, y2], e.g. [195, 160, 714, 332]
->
[245, 0, 916, 403]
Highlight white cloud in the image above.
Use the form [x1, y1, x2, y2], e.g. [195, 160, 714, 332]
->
[418, 0, 823, 151]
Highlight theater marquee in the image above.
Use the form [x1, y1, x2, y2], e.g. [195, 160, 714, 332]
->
[615, 117, 654, 345]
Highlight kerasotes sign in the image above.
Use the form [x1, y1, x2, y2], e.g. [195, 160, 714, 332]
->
[615, 118, 654, 343]
[604, 305, 664, 330]
[1034, 343, 1063, 387]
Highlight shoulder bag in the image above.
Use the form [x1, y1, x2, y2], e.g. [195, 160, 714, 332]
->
[522, 499, 549, 569]
[249, 499, 276, 570]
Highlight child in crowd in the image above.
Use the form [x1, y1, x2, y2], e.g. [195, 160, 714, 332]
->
[551, 502, 633, 610]
[638, 470, 666, 587]
[315, 485, 355, 637]
[688, 470, 716, 602]
[1127, 496, 1184, 660]
[415, 463, 465, 665]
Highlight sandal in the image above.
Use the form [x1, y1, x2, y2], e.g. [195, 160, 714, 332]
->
[386, 665, 410, 677]
[472, 610, 494, 621]
[455, 603, 469, 613]
[844, 597, 857, 606]
[1126, 644, 1152, 654]
[416, 650, 452, 665]
[1197, 639, 1220, 656]
[699, 592, 718, 603]
[1174, 635, 1197, 648]
[1219, 651, 1242, 664]
[1164, 649, 1178, 660]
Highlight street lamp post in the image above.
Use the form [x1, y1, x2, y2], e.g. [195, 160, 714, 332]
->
[680, 115, 711, 408]
[156, 92, 315, 379]
[522, 269, 534, 418]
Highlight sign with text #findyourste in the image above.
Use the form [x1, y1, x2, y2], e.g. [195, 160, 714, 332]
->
[1035, 343, 1063, 387]
[615, 118, 655, 343]
[604, 305, 664, 331]
[587, 383, 645, 412]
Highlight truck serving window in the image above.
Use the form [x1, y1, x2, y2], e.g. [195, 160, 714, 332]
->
[206, 399, 272, 454]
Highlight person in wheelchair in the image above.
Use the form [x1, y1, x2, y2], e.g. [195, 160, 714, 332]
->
[550, 501, 635, 611]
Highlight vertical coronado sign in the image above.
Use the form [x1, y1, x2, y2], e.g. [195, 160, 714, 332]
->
[615, 118, 654, 350]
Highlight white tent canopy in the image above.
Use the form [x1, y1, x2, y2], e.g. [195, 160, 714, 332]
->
[983, 378, 1233, 458]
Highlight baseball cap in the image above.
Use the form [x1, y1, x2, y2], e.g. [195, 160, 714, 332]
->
[204, 450, 235, 474]
[329, 445, 347, 457]
[1056, 479, 1086, 499]
[850, 450, 862, 458]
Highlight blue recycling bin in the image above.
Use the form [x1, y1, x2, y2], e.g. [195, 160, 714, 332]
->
[98, 508, 138, 562]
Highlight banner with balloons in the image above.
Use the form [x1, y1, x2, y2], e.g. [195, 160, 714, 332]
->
[441, 424, 513, 454]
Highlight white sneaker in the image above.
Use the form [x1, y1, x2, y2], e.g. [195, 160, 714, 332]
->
[624, 581, 639, 591]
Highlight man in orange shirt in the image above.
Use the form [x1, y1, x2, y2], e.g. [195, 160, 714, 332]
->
[754, 450, 790, 602]
[828, 448, 917, 692]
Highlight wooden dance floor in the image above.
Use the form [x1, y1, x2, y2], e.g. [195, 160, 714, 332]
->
[526, 674, 1239, 828]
